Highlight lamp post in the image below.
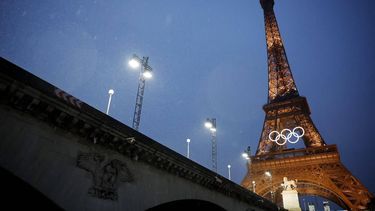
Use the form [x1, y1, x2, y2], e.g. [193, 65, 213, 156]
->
[242, 146, 251, 163]
[106, 89, 114, 115]
[242, 146, 252, 177]
[186, 138, 191, 158]
[265, 171, 274, 203]
[128, 54, 153, 131]
[242, 147, 254, 191]
[204, 118, 217, 172]
[227, 165, 231, 180]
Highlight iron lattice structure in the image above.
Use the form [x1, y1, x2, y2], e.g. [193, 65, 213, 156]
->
[241, 0, 373, 209]
[210, 119, 217, 173]
[132, 57, 150, 131]
[205, 118, 218, 173]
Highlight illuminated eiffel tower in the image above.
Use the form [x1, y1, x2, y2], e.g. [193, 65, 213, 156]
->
[241, 0, 373, 209]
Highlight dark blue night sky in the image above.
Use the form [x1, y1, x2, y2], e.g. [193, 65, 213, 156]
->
[1, 0, 374, 206]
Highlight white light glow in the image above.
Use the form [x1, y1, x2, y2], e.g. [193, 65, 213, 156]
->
[210, 127, 217, 132]
[204, 121, 213, 129]
[242, 152, 249, 159]
[129, 58, 140, 68]
[227, 165, 231, 168]
[108, 89, 114, 95]
[265, 171, 271, 177]
[143, 71, 152, 79]
[187, 138, 190, 143]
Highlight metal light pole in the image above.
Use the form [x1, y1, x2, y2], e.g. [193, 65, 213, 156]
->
[128, 54, 153, 131]
[227, 164, 231, 180]
[186, 138, 191, 158]
[242, 147, 254, 190]
[204, 118, 217, 172]
[242, 146, 251, 163]
[106, 89, 114, 115]
[265, 171, 274, 203]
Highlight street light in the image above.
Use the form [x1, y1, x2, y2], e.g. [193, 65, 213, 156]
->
[227, 165, 231, 180]
[204, 118, 217, 172]
[128, 57, 140, 68]
[186, 138, 191, 158]
[265, 171, 274, 202]
[242, 152, 249, 159]
[252, 180, 256, 193]
[242, 146, 251, 162]
[204, 121, 213, 129]
[242, 146, 251, 161]
[128, 54, 153, 131]
[143, 66, 153, 79]
[106, 89, 114, 115]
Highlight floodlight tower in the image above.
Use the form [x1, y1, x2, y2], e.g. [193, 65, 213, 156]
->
[204, 118, 217, 172]
[128, 54, 153, 131]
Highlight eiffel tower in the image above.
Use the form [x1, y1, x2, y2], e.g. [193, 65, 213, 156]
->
[241, 0, 373, 209]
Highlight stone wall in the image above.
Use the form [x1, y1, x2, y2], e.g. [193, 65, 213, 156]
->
[0, 57, 279, 211]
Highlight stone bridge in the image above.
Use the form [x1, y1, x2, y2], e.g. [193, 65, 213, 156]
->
[0, 57, 282, 211]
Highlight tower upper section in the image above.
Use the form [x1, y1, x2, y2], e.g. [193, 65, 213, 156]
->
[260, 0, 274, 12]
[260, 0, 299, 103]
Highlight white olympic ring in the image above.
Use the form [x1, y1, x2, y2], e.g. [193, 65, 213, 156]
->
[268, 127, 305, 146]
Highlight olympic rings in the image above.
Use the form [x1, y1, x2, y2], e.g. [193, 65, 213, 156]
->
[268, 127, 305, 145]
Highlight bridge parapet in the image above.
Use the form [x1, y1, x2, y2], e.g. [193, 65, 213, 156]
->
[0, 57, 282, 211]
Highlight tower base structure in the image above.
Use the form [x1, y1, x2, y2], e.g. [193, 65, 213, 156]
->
[242, 145, 373, 209]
